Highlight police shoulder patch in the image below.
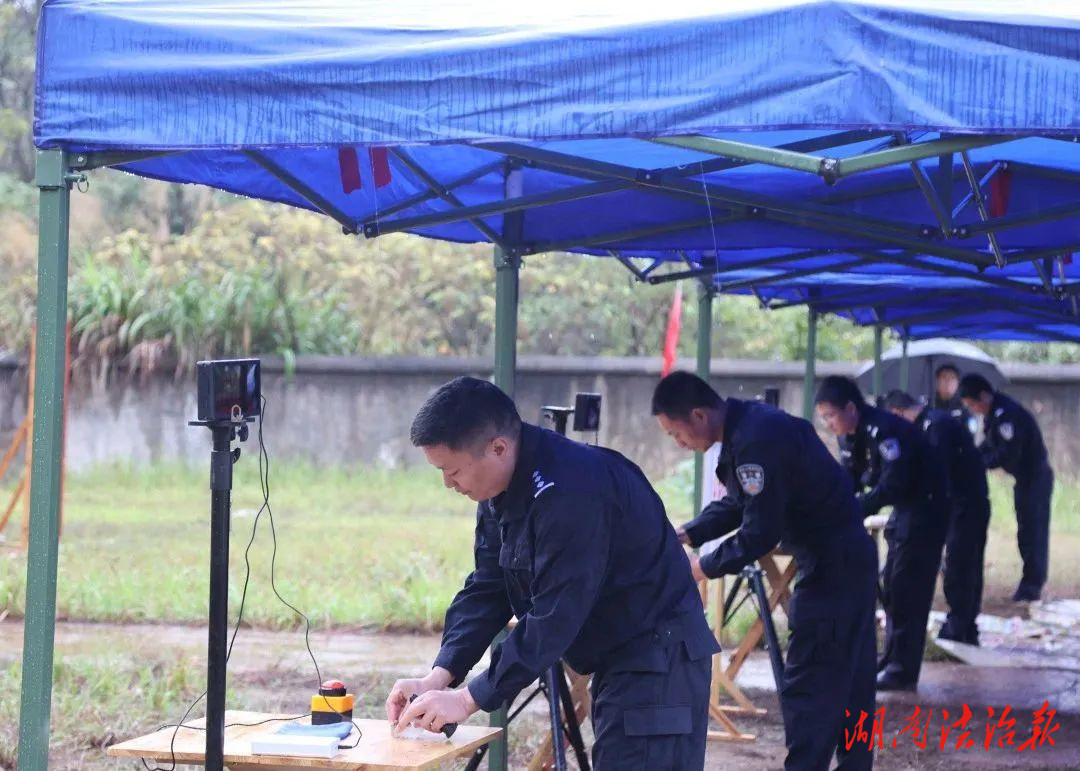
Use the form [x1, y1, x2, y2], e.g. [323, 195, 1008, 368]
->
[879, 438, 901, 462]
[998, 422, 1015, 441]
[736, 464, 765, 496]
[531, 469, 555, 498]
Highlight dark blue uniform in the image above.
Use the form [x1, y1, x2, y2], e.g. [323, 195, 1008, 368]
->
[979, 392, 1054, 599]
[433, 423, 719, 769]
[682, 400, 877, 771]
[916, 408, 990, 644]
[848, 406, 948, 686]
[935, 394, 979, 436]
[837, 433, 861, 487]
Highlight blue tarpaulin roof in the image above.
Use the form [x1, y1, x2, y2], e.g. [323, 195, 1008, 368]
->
[34, 0, 1080, 149]
[33, 0, 1080, 340]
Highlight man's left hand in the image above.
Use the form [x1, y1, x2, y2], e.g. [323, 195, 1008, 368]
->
[393, 687, 478, 736]
[688, 553, 707, 583]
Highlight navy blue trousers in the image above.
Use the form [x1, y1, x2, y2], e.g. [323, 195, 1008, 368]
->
[1015, 466, 1053, 593]
[589, 611, 718, 770]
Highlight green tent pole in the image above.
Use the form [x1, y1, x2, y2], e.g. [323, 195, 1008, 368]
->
[692, 284, 713, 515]
[802, 308, 818, 420]
[493, 246, 519, 397]
[487, 167, 523, 771]
[486, 242, 517, 771]
[18, 149, 72, 771]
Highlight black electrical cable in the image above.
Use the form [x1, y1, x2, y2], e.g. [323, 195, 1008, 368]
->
[254, 394, 328, 692]
[142, 395, 358, 771]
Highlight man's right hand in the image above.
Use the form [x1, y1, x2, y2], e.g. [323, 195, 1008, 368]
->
[386, 667, 454, 725]
[688, 553, 707, 583]
[675, 526, 691, 546]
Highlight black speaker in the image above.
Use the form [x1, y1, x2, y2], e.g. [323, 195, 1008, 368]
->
[196, 358, 261, 423]
[572, 393, 601, 432]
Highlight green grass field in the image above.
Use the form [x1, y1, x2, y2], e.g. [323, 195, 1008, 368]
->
[1, 461, 1078, 632]
[0, 462, 482, 631]
[0, 653, 203, 768]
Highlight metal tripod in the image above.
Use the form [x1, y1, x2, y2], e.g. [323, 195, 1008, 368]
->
[722, 565, 786, 690]
[463, 663, 590, 771]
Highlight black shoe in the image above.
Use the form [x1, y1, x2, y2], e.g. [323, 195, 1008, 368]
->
[967, 625, 981, 647]
[937, 625, 979, 646]
[1012, 585, 1041, 603]
[876, 671, 917, 692]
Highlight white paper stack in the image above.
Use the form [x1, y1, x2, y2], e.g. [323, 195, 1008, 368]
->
[249, 732, 340, 758]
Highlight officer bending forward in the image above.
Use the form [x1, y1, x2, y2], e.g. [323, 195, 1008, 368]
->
[655, 372, 877, 771]
[387, 377, 718, 769]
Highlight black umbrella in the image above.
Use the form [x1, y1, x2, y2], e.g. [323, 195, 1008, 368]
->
[856, 338, 1006, 403]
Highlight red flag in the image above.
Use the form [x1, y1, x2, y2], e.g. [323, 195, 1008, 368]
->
[338, 147, 362, 194]
[989, 167, 1012, 218]
[661, 283, 683, 377]
[338, 147, 394, 194]
[369, 147, 392, 188]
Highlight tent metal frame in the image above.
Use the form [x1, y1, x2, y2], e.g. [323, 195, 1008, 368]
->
[637, 249, 1076, 299]
[69, 132, 1080, 272]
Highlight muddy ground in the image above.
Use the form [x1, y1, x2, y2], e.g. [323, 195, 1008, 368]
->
[4, 617, 1080, 770]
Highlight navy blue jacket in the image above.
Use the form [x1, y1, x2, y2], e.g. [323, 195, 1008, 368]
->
[979, 392, 1051, 480]
[935, 393, 978, 435]
[846, 405, 947, 517]
[433, 423, 704, 712]
[916, 406, 988, 505]
[837, 432, 865, 489]
[681, 399, 867, 580]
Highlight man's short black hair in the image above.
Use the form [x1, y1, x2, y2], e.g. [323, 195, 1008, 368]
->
[935, 363, 960, 378]
[410, 376, 522, 453]
[651, 371, 723, 421]
[814, 375, 866, 410]
[958, 373, 995, 400]
[883, 389, 921, 411]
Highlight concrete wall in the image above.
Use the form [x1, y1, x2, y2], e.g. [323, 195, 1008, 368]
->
[0, 354, 1078, 479]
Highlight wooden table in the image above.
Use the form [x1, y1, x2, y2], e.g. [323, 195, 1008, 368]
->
[107, 711, 502, 770]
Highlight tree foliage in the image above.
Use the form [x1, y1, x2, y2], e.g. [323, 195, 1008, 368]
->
[0, 195, 878, 369]
[0, 1, 39, 182]
[4, 194, 1079, 370]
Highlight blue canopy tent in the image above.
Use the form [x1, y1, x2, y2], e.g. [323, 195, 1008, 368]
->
[33, 0, 1080, 267]
[24, 1, 1080, 768]
[678, 255, 1080, 411]
[698, 259, 1080, 344]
